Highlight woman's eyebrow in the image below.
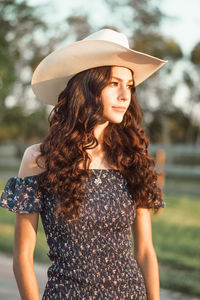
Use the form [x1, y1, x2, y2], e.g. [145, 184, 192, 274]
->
[111, 76, 133, 83]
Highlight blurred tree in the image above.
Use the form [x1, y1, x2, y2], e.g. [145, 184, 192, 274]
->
[104, 0, 182, 58]
[182, 42, 200, 144]
[0, 106, 27, 141]
[0, 0, 68, 143]
[66, 15, 91, 40]
[24, 107, 48, 141]
[0, 0, 49, 107]
[191, 42, 200, 66]
[0, 105, 48, 143]
[147, 109, 199, 144]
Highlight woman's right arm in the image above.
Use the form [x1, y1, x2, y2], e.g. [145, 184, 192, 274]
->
[13, 212, 40, 300]
[13, 143, 43, 299]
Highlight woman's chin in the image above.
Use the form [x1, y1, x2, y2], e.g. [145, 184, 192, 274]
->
[108, 117, 124, 124]
[101, 113, 125, 124]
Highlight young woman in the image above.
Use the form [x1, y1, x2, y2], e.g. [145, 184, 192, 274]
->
[0, 29, 167, 299]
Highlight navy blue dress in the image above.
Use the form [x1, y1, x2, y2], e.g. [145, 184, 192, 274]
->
[0, 169, 165, 299]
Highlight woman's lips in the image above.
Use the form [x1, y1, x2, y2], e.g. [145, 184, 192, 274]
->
[112, 106, 126, 112]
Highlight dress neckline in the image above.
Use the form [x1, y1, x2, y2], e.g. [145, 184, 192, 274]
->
[14, 169, 119, 180]
[88, 168, 118, 170]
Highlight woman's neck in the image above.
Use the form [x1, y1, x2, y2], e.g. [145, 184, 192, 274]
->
[79, 121, 117, 169]
[87, 122, 108, 158]
[93, 121, 109, 146]
[85, 121, 112, 169]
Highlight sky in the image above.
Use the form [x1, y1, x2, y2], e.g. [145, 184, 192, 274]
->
[28, 0, 200, 55]
[160, 0, 200, 55]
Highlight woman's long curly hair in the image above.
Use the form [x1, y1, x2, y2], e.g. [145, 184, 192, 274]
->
[36, 66, 163, 221]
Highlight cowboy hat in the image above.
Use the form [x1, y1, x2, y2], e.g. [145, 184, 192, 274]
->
[31, 28, 167, 105]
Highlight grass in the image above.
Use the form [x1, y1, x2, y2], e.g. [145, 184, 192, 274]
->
[0, 209, 49, 263]
[0, 178, 200, 296]
[0, 178, 49, 262]
[165, 177, 200, 189]
[151, 195, 200, 296]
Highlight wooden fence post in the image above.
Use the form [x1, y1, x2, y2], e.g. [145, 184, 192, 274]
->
[156, 149, 166, 188]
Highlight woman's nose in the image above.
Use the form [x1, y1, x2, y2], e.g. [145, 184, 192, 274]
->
[118, 86, 130, 101]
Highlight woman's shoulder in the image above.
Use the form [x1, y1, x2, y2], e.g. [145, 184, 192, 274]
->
[18, 143, 45, 178]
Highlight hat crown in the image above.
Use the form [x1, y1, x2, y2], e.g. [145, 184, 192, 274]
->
[83, 29, 130, 48]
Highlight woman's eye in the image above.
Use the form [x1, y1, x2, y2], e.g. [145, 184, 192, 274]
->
[109, 81, 118, 86]
[127, 85, 134, 89]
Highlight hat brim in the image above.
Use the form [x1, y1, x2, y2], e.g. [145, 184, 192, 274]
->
[31, 40, 167, 105]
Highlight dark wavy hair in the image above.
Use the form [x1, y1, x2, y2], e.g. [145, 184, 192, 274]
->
[36, 66, 163, 221]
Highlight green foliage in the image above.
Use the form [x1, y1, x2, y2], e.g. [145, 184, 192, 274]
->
[133, 33, 183, 61]
[147, 109, 197, 144]
[67, 15, 91, 40]
[0, 106, 48, 141]
[159, 265, 200, 295]
[191, 42, 200, 66]
[105, 0, 164, 32]
[0, 0, 48, 107]
[105, 0, 183, 61]
[0, 0, 66, 143]
[151, 195, 200, 295]
[0, 207, 49, 262]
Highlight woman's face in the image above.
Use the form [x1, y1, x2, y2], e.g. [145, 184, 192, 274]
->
[100, 66, 133, 124]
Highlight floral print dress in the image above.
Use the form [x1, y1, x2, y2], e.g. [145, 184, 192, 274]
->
[0, 169, 165, 299]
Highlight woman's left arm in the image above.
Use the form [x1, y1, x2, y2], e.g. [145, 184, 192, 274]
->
[131, 208, 160, 300]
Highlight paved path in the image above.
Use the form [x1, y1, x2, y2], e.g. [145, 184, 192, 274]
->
[0, 252, 199, 300]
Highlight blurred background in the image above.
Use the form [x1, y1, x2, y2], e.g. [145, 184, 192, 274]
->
[0, 0, 200, 299]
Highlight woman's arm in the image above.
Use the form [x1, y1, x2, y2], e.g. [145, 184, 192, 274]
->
[131, 208, 160, 300]
[13, 143, 44, 299]
[13, 212, 40, 300]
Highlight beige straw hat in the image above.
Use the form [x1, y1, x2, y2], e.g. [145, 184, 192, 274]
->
[31, 28, 167, 105]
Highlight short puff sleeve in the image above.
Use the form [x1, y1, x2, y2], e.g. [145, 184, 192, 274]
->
[0, 176, 43, 213]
